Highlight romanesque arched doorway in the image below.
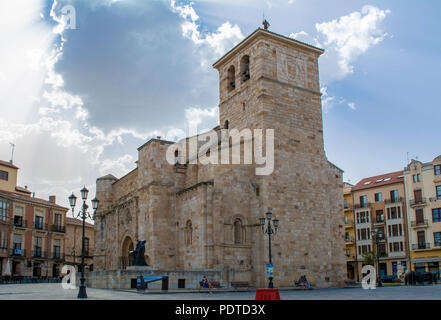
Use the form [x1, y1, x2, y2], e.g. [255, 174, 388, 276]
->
[121, 236, 134, 269]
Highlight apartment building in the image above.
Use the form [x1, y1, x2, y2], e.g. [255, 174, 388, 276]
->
[0, 160, 68, 278]
[352, 171, 409, 279]
[404, 156, 441, 276]
[65, 217, 95, 272]
[343, 183, 357, 280]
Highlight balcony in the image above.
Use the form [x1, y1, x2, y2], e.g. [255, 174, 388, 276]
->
[345, 237, 355, 244]
[411, 220, 429, 228]
[410, 198, 428, 207]
[34, 221, 48, 231]
[345, 254, 356, 261]
[32, 248, 47, 259]
[374, 219, 385, 225]
[412, 243, 431, 250]
[344, 221, 354, 228]
[52, 252, 65, 261]
[13, 217, 27, 228]
[385, 197, 403, 204]
[354, 203, 370, 210]
[0, 247, 8, 254]
[378, 252, 388, 259]
[10, 248, 26, 257]
[0, 215, 10, 224]
[51, 224, 66, 233]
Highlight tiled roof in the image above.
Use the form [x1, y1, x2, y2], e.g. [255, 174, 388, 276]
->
[0, 160, 19, 169]
[434, 155, 441, 162]
[66, 217, 95, 228]
[352, 170, 404, 192]
[0, 189, 68, 210]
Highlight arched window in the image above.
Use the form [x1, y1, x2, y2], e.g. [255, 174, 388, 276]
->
[224, 120, 229, 129]
[227, 65, 236, 91]
[185, 220, 192, 246]
[234, 219, 243, 244]
[240, 55, 250, 82]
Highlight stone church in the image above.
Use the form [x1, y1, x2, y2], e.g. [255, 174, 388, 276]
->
[93, 27, 346, 289]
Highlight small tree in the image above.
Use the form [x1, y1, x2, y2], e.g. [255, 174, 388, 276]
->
[362, 251, 377, 266]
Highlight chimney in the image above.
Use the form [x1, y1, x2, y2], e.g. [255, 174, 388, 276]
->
[49, 195, 56, 203]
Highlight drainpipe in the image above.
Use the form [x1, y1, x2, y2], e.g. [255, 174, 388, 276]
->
[403, 171, 412, 274]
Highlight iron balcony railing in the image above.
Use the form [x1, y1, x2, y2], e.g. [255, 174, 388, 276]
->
[52, 252, 65, 260]
[13, 217, 27, 228]
[51, 224, 66, 233]
[0, 215, 10, 224]
[34, 221, 48, 231]
[345, 220, 355, 226]
[32, 248, 47, 259]
[410, 198, 427, 206]
[412, 243, 431, 250]
[354, 203, 371, 210]
[345, 237, 354, 243]
[411, 220, 429, 228]
[10, 248, 26, 257]
[385, 197, 403, 204]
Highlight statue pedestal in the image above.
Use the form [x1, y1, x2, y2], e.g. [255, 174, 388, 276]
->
[126, 266, 153, 271]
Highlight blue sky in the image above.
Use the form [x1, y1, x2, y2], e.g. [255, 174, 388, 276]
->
[0, 0, 440, 208]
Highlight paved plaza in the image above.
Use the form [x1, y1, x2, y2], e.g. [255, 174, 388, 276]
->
[0, 284, 440, 300]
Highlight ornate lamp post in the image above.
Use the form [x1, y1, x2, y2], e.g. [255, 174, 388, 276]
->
[259, 211, 279, 289]
[68, 186, 99, 299]
[371, 228, 384, 287]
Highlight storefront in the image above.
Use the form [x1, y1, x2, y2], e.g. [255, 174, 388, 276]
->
[412, 257, 441, 274]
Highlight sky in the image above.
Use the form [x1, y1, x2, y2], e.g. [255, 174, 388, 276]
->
[0, 0, 440, 210]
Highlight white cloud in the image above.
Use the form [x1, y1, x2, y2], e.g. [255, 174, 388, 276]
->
[99, 154, 135, 177]
[320, 87, 335, 113]
[170, 0, 244, 66]
[316, 5, 390, 80]
[348, 102, 356, 110]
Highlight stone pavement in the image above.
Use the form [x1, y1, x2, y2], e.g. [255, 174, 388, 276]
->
[0, 284, 440, 300]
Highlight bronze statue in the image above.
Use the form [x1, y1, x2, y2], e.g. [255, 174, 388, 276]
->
[129, 240, 148, 266]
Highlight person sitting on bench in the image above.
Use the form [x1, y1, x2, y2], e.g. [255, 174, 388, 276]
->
[201, 276, 211, 288]
[298, 275, 311, 289]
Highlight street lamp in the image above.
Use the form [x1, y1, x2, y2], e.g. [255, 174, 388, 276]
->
[259, 212, 279, 288]
[68, 187, 99, 299]
[371, 228, 384, 287]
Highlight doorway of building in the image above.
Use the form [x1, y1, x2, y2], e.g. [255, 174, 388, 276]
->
[33, 263, 42, 277]
[379, 263, 387, 278]
[53, 264, 59, 277]
[121, 236, 134, 269]
[347, 263, 355, 280]
[12, 261, 18, 275]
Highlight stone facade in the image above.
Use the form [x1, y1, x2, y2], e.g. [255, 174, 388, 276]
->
[94, 28, 346, 289]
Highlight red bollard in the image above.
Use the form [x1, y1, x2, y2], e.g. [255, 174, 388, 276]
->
[255, 288, 280, 300]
